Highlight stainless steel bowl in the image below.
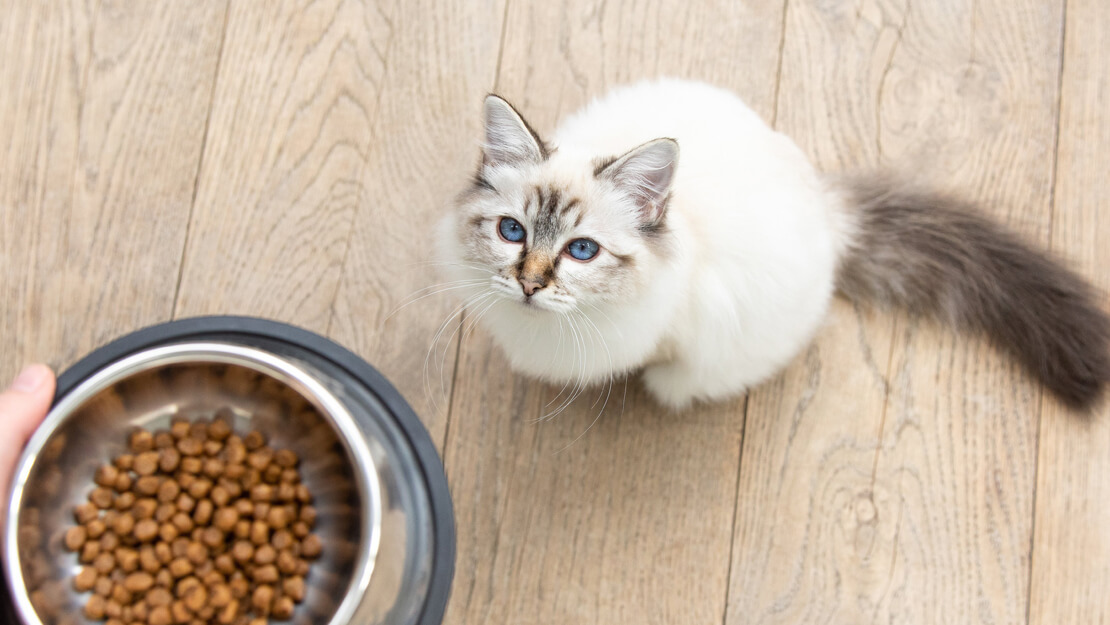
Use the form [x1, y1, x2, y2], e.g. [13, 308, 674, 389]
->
[2, 317, 454, 625]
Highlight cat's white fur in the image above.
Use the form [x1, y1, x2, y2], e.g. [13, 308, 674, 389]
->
[438, 78, 850, 409]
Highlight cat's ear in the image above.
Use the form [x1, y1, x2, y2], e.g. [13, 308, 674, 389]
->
[597, 138, 679, 225]
[481, 95, 547, 168]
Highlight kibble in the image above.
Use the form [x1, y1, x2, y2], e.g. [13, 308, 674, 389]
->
[63, 413, 321, 624]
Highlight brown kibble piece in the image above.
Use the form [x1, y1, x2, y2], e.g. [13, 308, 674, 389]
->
[215, 552, 236, 575]
[148, 605, 172, 625]
[135, 475, 161, 496]
[171, 420, 191, 440]
[155, 568, 172, 588]
[64, 525, 87, 551]
[291, 521, 309, 539]
[246, 448, 272, 471]
[193, 498, 214, 525]
[272, 595, 295, 619]
[169, 557, 193, 578]
[243, 431, 265, 451]
[253, 544, 276, 566]
[134, 518, 159, 542]
[214, 506, 239, 532]
[301, 533, 322, 559]
[159, 522, 179, 542]
[133, 498, 158, 519]
[95, 576, 113, 597]
[114, 453, 135, 471]
[80, 540, 101, 563]
[113, 491, 136, 511]
[95, 464, 120, 487]
[74, 501, 100, 524]
[129, 430, 154, 453]
[180, 456, 202, 475]
[177, 437, 203, 456]
[147, 586, 172, 607]
[203, 457, 226, 479]
[210, 583, 233, 608]
[171, 511, 194, 533]
[204, 439, 223, 456]
[249, 484, 272, 502]
[123, 571, 154, 592]
[84, 594, 107, 620]
[152, 430, 172, 449]
[276, 550, 298, 575]
[159, 447, 181, 473]
[87, 518, 107, 539]
[187, 478, 211, 499]
[252, 564, 278, 584]
[111, 582, 133, 605]
[250, 585, 273, 616]
[113, 512, 135, 536]
[202, 526, 224, 548]
[157, 479, 181, 503]
[266, 506, 288, 529]
[90, 486, 114, 509]
[74, 566, 97, 592]
[114, 472, 133, 492]
[231, 540, 254, 563]
[249, 521, 268, 546]
[209, 417, 232, 441]
[134, 451, 160, 476]
[170, 600, 191, 623]
[116, 547, 139, 572]
[210, 485, 230, 507]
[93, 552, 115, 575]
[273, 448, 298, 468]
[183, 584, 208, 612]
[185, 540, 208, 565]
[99, 530, 120, 551]
[262, 464, 283, 484]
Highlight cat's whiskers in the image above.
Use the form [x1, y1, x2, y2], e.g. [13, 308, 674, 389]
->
[554, 310, 616, 452]
[422, 290, 495, 415]
[541, 312, 584, 421]
[384, 279, 490, 324]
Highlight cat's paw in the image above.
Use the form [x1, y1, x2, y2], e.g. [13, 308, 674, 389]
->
[641, 363, 700, 411]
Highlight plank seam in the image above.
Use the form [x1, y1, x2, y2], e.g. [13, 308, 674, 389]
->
[1026, 1, 1069, 623]
[171, 1, 232, 320]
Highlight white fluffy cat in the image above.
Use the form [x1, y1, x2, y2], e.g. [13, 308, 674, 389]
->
[437, 78, 1109, 410]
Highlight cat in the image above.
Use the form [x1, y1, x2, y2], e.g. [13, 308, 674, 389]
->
[435, 78, 1110, 411]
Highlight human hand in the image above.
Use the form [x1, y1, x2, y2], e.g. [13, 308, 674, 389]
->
[0, 365, 56, 528]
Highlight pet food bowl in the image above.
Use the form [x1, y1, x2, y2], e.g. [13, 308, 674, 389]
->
[2, 316, 454, 625]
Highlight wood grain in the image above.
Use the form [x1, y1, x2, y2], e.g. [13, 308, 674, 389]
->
[0, 0, 226, 382]
[173, 0, 393, 332]
[1029, 0, 1110, 621]
[0, 0, 92, 384]
[442, 2, 785, 624]
[327, 0, 509, 445]
[729, 0, 1063, 623]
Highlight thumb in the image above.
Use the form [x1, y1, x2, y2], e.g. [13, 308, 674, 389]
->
[0, 364, 56, 526]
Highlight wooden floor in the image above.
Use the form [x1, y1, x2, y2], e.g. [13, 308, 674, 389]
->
[3, 1, 1108, 623]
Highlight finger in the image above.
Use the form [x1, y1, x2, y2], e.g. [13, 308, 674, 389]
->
[0, 364, 57, 525]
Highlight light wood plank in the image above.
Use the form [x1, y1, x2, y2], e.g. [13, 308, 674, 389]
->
[443, 2, 785, 624]
[327, 0, 509, 445]
[1, 0, 226, 382]
[1029, 0, 1110, 621]
[729, 0, 1063, 623]
[174, 0, 392, 331]
[0, 0, 92, 383]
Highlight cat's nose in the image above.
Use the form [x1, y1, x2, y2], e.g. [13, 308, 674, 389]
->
[519, 277, 545, 296]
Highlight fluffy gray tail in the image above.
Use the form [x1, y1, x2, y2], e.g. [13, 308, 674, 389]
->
[835, 176, 1110, 410]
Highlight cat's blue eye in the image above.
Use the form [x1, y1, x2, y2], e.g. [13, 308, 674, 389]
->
[566, 238, 600, 261]
[498, 217, 526, 243]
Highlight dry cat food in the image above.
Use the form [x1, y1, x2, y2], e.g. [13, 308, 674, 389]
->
[62, 410, 321, 625]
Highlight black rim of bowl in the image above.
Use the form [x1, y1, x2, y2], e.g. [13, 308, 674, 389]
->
[2, 315, 456, 625]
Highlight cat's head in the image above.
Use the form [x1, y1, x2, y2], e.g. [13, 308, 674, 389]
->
[441, 95, 679, 314]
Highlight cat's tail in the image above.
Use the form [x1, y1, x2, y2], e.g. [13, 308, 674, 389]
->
[833, 175, 1110, 410]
